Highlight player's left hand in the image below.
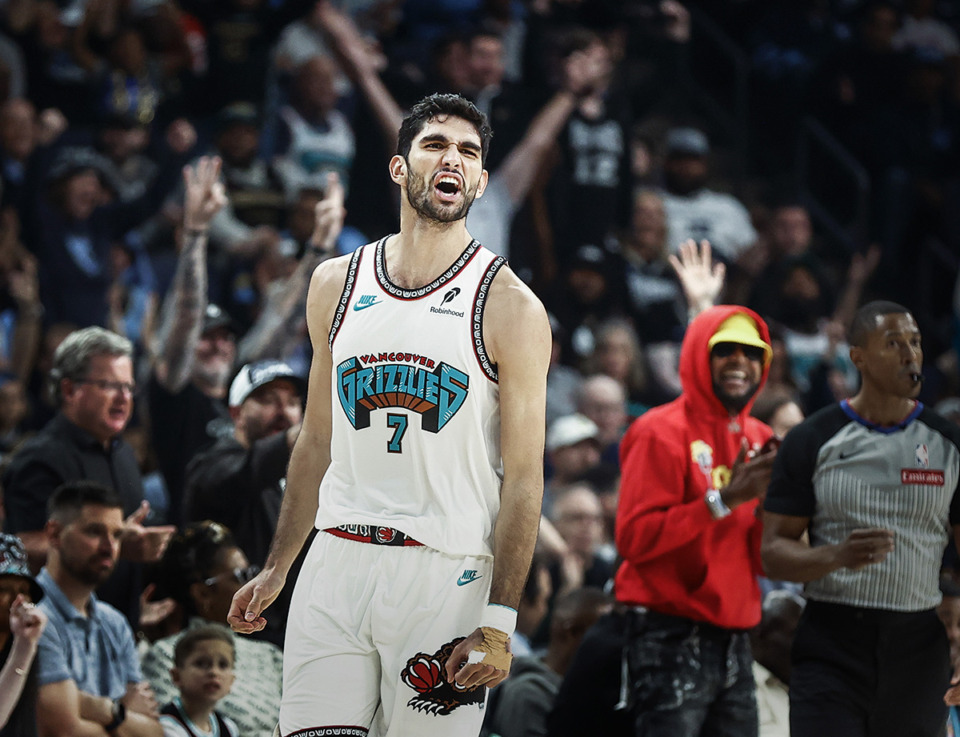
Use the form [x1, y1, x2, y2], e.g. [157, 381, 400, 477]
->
[445, 627, 512, 689]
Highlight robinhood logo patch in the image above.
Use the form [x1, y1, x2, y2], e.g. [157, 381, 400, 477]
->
[430, 287, 464, 317]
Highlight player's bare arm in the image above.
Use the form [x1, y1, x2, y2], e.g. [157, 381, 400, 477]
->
[446, 267, 551, 689]
[228, 255, 351, 634]
[761, 511, 895, 582]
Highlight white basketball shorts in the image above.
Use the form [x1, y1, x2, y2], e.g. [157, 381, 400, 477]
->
[279, 528, 494, 737]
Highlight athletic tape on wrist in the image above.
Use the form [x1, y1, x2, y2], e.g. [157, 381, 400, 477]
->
[479, 603, 517, 637]
[467, 627, 513, 671]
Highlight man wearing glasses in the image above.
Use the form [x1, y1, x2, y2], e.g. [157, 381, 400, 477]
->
[2, 326, 173, 621]
[614, 305, 778, 736]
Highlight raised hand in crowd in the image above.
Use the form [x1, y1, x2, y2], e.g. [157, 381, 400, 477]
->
[308, 172, 346, 255]
[183, 156, 228, 232]
[137, 582, 178, 643]
[315, 0, 384, 76]
[669, 238, 725, 320]
[120, 501, 175, 564]
[719, 438, 777, 510]
[9, 594, 46, 643]
[237, 172, 345, 364]
[0, 595, 47, 729]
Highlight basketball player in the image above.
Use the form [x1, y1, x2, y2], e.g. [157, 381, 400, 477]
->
[228, 93, 550, 737]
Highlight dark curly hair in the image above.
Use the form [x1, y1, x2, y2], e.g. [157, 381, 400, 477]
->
[396, 93, 492, 165]
[147, 520, 236, 617]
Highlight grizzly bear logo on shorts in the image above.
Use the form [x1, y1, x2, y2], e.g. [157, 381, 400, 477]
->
[400, 638, 484, 715]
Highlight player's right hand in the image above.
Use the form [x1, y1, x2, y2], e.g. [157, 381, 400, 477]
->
[227, 567, 285, 634]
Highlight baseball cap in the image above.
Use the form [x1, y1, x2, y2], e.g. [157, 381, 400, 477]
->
[229, 360, 305, 408]
[569, 244, 611, 275]
[708, 313, 773, 366]
[47, 146, 114, 184]
[216, 102, 260, 132]
[546, 413, 600, 453]
[0, 534, 43, 603]
[202, 304, 237, 336]
[665, 127, 710, 157]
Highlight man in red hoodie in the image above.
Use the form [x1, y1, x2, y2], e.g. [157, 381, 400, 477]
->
[615, 305, 777, 736]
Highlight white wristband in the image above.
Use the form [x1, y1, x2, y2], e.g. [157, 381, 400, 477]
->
[479, 603, 517, 637]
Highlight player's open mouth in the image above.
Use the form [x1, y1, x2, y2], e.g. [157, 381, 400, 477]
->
[434, 173, 462, 202]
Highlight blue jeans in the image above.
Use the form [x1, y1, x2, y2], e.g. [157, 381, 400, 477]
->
[626, 608, 758, 737]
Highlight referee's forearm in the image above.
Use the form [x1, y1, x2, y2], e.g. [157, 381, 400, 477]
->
[761, 537, 841, 583]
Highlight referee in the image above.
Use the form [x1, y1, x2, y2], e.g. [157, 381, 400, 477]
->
[762, 300, 960, 737]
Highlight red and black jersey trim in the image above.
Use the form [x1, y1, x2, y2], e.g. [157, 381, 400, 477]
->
[472, 255, 506, 383]
[375, 237, 482, 300]
[328, 246, 365, 350]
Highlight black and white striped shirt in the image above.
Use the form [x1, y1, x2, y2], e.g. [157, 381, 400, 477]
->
[766, 400, 960, 611]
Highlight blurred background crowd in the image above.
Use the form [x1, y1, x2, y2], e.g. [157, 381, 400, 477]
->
[1, 0, 960, 735]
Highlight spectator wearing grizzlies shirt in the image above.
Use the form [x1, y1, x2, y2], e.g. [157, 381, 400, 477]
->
[762, 300, 960, 737]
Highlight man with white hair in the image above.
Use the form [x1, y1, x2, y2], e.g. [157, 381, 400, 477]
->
[2, 326, 172, 619]
[544, 413, 602, 515]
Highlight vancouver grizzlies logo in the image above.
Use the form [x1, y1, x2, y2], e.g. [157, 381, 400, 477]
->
[337, 352, 469, 432]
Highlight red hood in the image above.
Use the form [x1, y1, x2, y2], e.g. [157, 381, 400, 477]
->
[679, 305, 771, 422]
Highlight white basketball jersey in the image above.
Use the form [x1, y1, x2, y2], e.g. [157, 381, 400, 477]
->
[317, 237, 506, 557]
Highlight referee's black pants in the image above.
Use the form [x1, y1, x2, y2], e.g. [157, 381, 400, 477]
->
[790, 600, 950, 737]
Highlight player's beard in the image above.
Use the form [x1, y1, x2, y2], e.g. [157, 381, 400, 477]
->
[405, 166, 478, 223]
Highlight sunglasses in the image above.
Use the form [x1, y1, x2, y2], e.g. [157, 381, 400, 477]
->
[711, 342, 766, 363]
[203, 565, 261, 587]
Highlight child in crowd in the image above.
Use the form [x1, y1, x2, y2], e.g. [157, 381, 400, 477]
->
[159, 626, 239, 737]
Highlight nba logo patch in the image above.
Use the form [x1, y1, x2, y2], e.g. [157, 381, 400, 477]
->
[915, 443, 929, 468]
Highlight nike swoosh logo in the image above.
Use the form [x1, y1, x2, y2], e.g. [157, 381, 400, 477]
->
[353, 299, 382, 311]
[457, 571, 482, 586]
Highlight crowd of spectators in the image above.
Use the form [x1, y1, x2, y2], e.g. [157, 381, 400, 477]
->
[0, 0, 958, 736]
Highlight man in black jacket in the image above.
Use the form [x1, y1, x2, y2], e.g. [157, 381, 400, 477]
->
[183, 359, 303, 568]
[183, 359, 304, 646]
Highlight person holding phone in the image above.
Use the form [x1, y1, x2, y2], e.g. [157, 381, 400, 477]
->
[615, 305, 778, 736]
